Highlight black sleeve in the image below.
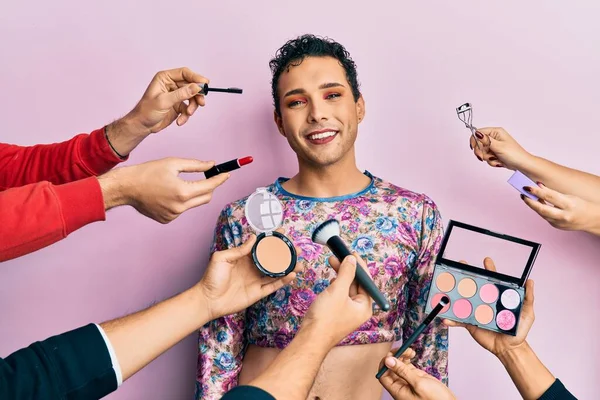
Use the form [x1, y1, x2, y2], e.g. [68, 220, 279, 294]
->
[0, 323, 117, 400]
[220, 385, 276, 400]
[538, 379, 578, 400]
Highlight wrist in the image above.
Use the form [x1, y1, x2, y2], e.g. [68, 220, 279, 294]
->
[298, 319, 339, 350]
[105, 115, 151, 157]
[97, 168, 131, 211]
[186, 285, 213, 328]
[496, 341, 531, 365]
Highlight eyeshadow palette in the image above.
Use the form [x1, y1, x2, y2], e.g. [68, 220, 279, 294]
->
[425, 220, 540, 336]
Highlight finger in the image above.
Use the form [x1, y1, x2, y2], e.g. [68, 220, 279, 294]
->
[483, 257, 497, 272]
[459, 259, 468, 264]
[327, 255, 341, 272]
[331, 255, 358, 290]
[161, 83, 202, 111]
[187, 97, 200, 117]
[521, 196, 563, 220]
[185, 173, 230, 200]
[523, 279, 535, 313]
[442, 319, 469, 328]
[174, 159, 216, 173]
[214, 235, 257, 263]
[161, 67, 209, 86]
[523, 185, 568, 209]
[381, 357, 419, 387]
[353, 255, 372, 298]
[260, 272, 297, 297]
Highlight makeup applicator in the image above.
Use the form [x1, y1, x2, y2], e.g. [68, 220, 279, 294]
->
[375, 295, 450, 379]
[312, 219, 391, 311]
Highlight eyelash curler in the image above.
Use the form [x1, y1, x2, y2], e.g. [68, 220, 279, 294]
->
[456, 102, 482, 152]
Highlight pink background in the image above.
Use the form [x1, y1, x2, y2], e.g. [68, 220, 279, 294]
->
[1, 1, 599, 399]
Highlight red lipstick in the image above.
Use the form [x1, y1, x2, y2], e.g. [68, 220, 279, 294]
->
[204, 156, 254, 178]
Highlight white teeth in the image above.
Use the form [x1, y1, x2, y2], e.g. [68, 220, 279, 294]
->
[308, 131, 337, 140]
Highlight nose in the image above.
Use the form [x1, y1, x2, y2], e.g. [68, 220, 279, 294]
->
[307, 99, 327, 123]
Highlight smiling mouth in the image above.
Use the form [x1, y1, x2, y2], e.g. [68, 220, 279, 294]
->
[306, 130, 338, 144]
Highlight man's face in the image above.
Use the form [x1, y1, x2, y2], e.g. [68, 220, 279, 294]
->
[274, 56, 365, 168]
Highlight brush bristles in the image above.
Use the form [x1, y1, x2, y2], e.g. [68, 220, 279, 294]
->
[312, 219, 340, 245]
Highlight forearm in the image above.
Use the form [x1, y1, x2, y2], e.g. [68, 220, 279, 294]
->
[100, 286, 211, 382]
[249, 324, 332, 400]
[519, 154, 600, 203]
[0, 128, 124, 189]
[0, 178, 105, 262]
[497, 342, 555, 400]
[105, 115, 151, 157]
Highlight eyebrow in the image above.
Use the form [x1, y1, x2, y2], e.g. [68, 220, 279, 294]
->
[283, 82, 345, 98]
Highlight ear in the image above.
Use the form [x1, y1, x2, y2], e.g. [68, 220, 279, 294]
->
[273, 110, 286, 137]
[356, 95, 365, 123]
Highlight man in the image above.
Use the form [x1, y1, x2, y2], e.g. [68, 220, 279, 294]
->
[196, 34, 449, 400]
[0, 67, 228, 262]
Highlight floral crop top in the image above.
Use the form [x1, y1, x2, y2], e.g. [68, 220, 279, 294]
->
[194, 172, 449, 399]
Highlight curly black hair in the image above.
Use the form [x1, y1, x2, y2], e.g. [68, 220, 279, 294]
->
[269, 34, 361, 116]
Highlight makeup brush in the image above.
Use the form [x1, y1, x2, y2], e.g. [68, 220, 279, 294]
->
[312, 219, 390, 312]
[375, 295, 450, 379]
[197, 83, 243, 95]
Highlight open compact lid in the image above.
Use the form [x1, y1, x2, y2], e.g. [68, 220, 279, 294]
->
[244, 187, 284, 233]
[436, 220, 541, 287]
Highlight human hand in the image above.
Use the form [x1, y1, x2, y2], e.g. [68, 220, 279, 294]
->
[521, 183, 600, 234]
[378, 348, 455, 400]
[105, 67, 209, 156]
[302, 254, 374, 348]
[197, 234, 300, 321]
[469, 127, 532, 171]
[443, 258, 536, 359]
[98, 157, 228, 223]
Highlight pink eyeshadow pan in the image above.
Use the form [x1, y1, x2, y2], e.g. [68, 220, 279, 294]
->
[496, 309, 516, 330]
[431, 293, 451, 314]
[452, 298, 472, 319]
[479, 284, 499, 303]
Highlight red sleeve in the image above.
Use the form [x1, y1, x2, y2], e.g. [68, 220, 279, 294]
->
[0, 127, 127, 190]
[0, 177, 105, 262]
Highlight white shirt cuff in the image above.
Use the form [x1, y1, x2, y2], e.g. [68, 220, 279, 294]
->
[94, 323, 123, 387]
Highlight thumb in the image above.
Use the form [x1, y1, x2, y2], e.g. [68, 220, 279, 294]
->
[162, 83, 201, 107]
[215, 235, 256, 263]
[173, 159, 216, 173]
[331, 255, 357, 290]
[383, 357, 419, 387]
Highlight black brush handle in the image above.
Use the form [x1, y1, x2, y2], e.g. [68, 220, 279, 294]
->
[327, 236, 390, 311]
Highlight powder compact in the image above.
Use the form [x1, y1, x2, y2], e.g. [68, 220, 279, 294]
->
[245, 187, 297, 278]
[425, 220, 540, 336]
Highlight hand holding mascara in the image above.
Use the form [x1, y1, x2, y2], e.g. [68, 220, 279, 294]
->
[376, 295, 449, 379]
[312, 219, 390, 312]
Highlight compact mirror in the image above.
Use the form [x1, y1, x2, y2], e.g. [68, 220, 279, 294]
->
[245, 188, 297, 277]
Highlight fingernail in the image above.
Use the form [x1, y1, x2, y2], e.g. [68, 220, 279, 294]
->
[520, 194, 526, 201]
[348, 256, 356, 265]
[469, 142, 473, 150]
[496, 164, 504, 168]
[477, 155, 483, 161]
[385, 357, 397, 368]
[523, 186, 532, 193]
[489, 157, 497, 161]
[475, 131, 484, 139]
[537, 181, 544, 187]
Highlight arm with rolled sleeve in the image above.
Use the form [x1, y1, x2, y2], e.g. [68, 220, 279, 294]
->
[402, 197, 449, 385]
[0, 128, 126, 262]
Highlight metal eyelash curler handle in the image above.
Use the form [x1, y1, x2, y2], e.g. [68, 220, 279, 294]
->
[456, 102, 483, 152]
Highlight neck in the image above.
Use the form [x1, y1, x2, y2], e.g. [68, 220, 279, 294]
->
[283, 148, 371, 198]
